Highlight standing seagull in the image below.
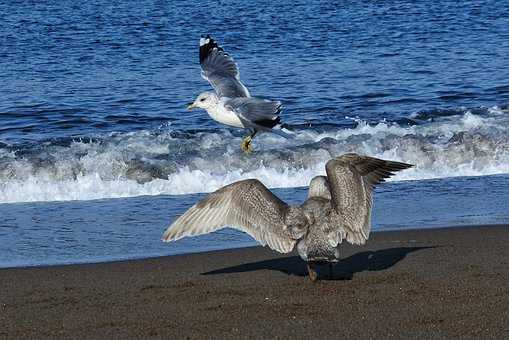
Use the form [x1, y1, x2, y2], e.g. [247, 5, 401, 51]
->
[162, 153, 413, 281]
[186, 36, 290, 153]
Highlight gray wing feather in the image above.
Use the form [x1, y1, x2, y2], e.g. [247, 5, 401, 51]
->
[200, 37, 250, 98]
[225, 97, 282, 128]
[325, 153, 413, 245]
[162, 179, 297, 253]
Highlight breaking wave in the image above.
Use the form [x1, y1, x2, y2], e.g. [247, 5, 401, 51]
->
[1, 106, 508, 203]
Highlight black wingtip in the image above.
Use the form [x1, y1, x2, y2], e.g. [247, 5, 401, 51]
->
[199, 35, 222, 64]
[254, 117, 281, 129]
[385, 160, 414, 172]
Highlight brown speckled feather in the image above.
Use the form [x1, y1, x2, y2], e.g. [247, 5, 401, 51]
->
[325, 153, 413, 245]
[162, 179, 297, 253]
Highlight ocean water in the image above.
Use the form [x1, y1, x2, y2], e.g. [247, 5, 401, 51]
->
[1, 0, 509, 267]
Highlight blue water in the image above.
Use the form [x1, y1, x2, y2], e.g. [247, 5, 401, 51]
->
[1, 0, 509, 267]
[2, 175, 508, 268]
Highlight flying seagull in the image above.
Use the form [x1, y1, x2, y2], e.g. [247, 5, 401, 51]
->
[162, 153, 413, 281]
[186, 36, 291, 153]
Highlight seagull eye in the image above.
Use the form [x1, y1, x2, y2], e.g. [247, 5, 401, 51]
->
[200, 98, 206, 102]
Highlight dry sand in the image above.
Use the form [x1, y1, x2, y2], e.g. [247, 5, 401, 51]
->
[1, 225, 509, 339]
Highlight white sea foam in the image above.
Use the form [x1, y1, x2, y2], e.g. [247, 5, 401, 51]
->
[1, 109, 508, 203]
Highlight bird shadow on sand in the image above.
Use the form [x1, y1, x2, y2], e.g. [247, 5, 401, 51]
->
[203, 246, 435, 280]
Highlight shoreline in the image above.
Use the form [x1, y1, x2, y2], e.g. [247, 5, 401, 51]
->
[3, 223, 508, 270]
[2, 225, 509, 338]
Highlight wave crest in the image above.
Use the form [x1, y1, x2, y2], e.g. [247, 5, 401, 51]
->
[1, 107, 508, 203]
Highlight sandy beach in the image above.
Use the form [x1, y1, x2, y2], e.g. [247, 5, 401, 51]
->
[1, 225, 509, 339]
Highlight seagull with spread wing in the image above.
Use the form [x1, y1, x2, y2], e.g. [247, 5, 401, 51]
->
[162, 154, 413, 281]
[186, 36, 291, 153]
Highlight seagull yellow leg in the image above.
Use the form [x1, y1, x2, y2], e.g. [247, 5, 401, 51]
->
[240, 130, 257, 154]
[240, 135, 253, 154]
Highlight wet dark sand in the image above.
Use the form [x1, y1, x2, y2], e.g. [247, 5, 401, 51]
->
[1, 225, 509, 339]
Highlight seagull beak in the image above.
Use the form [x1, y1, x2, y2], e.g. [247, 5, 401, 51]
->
[186, 102, 196, 111]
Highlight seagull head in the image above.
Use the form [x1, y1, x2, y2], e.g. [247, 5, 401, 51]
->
[308, 176, 331, 200]
[187, 92, 218, 111]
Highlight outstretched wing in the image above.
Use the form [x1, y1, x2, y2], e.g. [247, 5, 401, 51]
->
[162, 179, 297, 253]
[199, 36, 250, 98]
[325, 153, 413, 245]
[225, 97, 282, 129]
